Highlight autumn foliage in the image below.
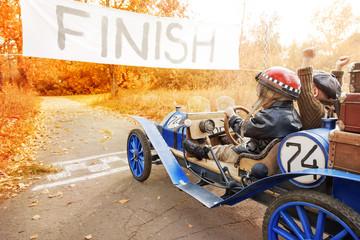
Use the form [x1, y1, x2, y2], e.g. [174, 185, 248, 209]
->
[0, 87, 58, 199]
[0, 87, 38, 164]
[2, 0, 360, 96]
[0, 0, 360, 198]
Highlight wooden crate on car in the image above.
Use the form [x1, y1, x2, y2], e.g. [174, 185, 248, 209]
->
[349, 62, 360, 93]
[329, 130, 360, 175]
[338, 93, 360, 133]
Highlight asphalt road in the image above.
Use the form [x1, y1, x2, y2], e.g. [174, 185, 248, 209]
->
[0, 97, 265, 240]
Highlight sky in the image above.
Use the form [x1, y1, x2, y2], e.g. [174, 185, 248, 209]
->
[188, 0, 360, 46]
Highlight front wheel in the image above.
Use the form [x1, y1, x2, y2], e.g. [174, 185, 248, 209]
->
[127, 129, 152, 182]
[263, 190, 360, 240]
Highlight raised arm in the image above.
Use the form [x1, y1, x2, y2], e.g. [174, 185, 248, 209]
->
[332, 56, 350, 86]
[302, 47, 316, 68]
[334, 56, 350, 71]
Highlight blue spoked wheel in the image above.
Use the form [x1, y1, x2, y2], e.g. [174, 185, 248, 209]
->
[127, 129, 152, 182]
[263, 190, 360, 240]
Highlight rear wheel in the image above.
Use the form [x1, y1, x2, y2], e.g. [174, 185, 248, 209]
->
[127, 129, 152, 182]
[263, 190, 360, 240]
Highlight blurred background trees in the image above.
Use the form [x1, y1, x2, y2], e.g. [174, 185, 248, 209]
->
[0, 0, 359, 95]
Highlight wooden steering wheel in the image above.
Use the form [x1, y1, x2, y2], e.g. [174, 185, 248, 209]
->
[224, 106, 253, 145]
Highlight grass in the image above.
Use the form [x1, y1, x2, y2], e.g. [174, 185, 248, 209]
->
[64, 94, 107, 104]
[90, 84, 258, 122]
[63, 84, 259, 122]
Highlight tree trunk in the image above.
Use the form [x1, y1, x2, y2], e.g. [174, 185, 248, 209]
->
[0, 71, 3, 92]
[105, 0, 119, 96]
[110, 65, 118, 96]
[16, 56, 29, 89]
[17, 68, 28, 89]
[8, 56, 13, 85]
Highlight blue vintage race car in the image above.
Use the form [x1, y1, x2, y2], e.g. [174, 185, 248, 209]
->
[127, 101, 360, 240]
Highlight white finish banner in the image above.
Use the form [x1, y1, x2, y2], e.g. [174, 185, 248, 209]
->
[20, 0, 240, 70]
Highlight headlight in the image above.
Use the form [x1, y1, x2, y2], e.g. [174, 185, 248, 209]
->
[199, 119, 215, 133]
[184, 119, 192, 127]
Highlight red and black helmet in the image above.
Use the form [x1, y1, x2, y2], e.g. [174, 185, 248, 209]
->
[255, 67, 301, 100]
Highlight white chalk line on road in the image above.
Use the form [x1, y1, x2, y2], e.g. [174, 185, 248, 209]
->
[32, 166, 129, 191]
[32, 152, 129, 191]
[53, 151, 127, 165]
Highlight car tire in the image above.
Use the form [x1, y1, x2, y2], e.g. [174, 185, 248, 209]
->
[127, 129, 152, 182]
[262, 190, 360, 240]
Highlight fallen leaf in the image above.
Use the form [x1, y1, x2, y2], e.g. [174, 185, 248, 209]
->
[30, 233, 38, 239]
[84, 234, 92, 239]
[116, 199, 129, 204]
[48, 191, 63, 198]
[28, 201, 38, 207]
[18, 183, 26, 189]
[188, 224, 193, 228]
[32, 215, 41, 220]
[91, 160, 98, 165]
[69, 184, 76, 188]
[157, 196, 160, 200]
[67, 201, 74, 205]
[41, 188, 49, 194]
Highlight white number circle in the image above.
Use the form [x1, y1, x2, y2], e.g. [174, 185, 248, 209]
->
[167, 115, 183, 129]
[279, 135, 327, 186]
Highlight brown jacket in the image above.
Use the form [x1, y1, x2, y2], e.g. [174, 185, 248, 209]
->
[297, 67, 344, 130]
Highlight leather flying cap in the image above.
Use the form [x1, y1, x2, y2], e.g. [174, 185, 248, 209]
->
[313, 70, 341, 100]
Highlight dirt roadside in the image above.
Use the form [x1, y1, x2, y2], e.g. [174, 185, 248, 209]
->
[0, 97, 265, 240]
